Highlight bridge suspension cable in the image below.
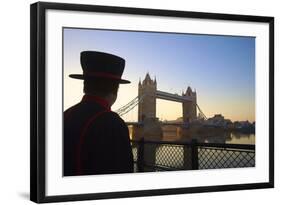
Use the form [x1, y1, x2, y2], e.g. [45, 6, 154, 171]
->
[115, 94, 207, 120]
[115, 94, 145, 116]
[196, 103, 208, 120]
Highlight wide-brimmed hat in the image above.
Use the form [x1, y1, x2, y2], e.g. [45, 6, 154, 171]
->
[69, 51, 130, 84]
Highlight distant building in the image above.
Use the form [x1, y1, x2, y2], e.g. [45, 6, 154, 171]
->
[232, 120, 255, 133]
[205, 114, 232, 128]
[233, 120, 252, 129]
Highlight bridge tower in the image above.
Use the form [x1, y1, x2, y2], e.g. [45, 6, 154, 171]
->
[182, 86, 197, 122]
[138, 73, 157, 122]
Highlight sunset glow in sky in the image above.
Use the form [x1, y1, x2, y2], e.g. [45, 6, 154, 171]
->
[63, 28, 255, 123]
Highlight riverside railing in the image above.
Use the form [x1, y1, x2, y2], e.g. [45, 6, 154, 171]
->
[130, 139, 255, 172]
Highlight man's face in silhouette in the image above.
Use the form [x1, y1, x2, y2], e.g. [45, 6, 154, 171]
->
[83, 79, 119, 107]
[107, 92, 118, 107]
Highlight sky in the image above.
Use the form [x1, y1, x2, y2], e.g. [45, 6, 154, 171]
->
[63, 28, 255, 123]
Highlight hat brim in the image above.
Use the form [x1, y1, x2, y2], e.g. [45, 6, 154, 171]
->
[69, 74, 131, 84]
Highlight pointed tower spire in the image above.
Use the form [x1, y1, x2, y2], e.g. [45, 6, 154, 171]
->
[144, 72, 152, 84]
[145, 72, 151, 81]
[186, 86, 192, 96]
[186, 86, 192, 92]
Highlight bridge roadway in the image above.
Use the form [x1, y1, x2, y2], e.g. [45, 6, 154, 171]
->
[156, 90, 192, 102]
[126, 122, 188, 126]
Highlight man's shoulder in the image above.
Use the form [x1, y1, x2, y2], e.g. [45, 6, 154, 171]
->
[64, 102, 83, 115]
[99, 111, 126, 126]
[87, 111, 128, 136]
[64, 102, 104, 119]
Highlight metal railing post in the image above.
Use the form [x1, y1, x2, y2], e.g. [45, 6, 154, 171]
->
[130, 139, 254, 171]
[137, 138, 144, 172]
[191, 139, 199, 170]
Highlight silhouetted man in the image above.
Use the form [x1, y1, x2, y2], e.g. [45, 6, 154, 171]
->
[64, 51, 133, 176]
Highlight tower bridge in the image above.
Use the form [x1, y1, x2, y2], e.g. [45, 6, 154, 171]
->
[115, 73, 207, 140]
[116, 73, 206, 123]
[138, 73, 197, 123]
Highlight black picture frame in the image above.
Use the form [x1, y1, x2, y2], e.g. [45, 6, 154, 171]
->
[30, 1, 274, 203]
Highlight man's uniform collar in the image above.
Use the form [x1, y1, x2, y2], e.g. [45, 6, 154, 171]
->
[81, 94, 111, 111]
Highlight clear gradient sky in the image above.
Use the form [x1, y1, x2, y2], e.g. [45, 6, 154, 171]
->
[63, 28, 255, 123]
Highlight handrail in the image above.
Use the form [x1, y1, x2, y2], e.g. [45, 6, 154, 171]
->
[130, 139, 255, 150]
